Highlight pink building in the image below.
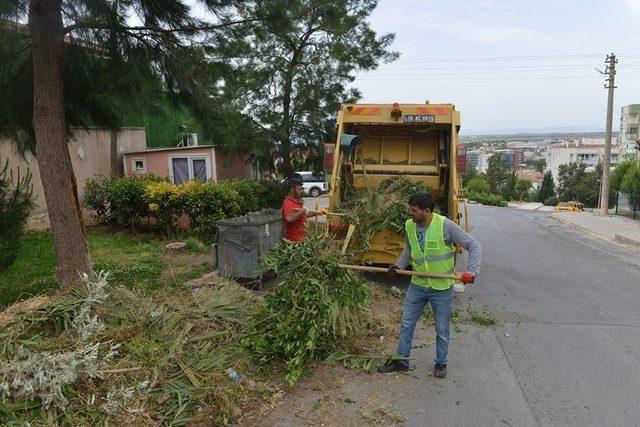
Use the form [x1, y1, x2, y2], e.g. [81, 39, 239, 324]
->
[122, 145, 258, 183]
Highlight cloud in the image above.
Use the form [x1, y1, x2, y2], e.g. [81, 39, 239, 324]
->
[441, 16, 545, 44]
[619, 0, 640, 15]
[375, 5, 546, 45]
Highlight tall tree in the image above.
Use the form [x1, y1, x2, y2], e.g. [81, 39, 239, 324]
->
[538, 171, 555, 202]
[0, 1, 249, 286]
[502, 170, 517, 200]
[611, 156, 638, 191]
[221, 0, 398, 176]
[485, 154, 511, 194]
[556, 162, 603, 207]
[557, 163, 587, 202]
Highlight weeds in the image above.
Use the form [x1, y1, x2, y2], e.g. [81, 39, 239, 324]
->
[467, 305, 497, 326]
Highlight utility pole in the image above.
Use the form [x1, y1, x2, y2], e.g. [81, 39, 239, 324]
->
[600, 53, 617, 215]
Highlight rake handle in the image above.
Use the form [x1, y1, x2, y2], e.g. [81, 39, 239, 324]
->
[337, 264, 462, 281]
[309, 210, 349, 216]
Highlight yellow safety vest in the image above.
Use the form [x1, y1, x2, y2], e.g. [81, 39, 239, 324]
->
[405, 213, 456, 290]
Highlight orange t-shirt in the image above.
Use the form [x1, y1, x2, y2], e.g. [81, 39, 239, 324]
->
[282, 196, 307, 242]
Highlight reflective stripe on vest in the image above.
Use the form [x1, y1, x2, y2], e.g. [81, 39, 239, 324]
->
[405, 213, 456, 290]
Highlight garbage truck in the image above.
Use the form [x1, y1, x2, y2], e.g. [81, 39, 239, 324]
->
[327, 102, 465, 265]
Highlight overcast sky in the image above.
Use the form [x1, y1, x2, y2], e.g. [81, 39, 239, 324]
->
[352, 0, 640, 134]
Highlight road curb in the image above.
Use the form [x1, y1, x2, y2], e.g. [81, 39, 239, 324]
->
[550, 215, 617, 244]
[615, 234, 640, 247]
[552, 215, 640, 249]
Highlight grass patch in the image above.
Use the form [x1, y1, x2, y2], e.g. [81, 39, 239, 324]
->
[0, 232, 58, 307]
[421, 301, 494, 327]
[0, 227, 170, 308]
[184, 237, 209, 254]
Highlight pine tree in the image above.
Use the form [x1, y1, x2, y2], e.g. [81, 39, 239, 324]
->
[538, 171, 555, 203]
[0, 1, 248, 286]
[219, 0, 398, 176]
[0, 160, 34, 270]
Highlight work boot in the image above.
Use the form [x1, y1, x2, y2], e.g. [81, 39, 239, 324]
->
[434, 363, 447, 378]
[377, 360, 409, 375]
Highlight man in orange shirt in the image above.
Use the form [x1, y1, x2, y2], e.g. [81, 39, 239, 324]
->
[282, 178, 326, 241]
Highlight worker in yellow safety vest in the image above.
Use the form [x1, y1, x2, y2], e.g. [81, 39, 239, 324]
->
[377, 192, 481, 378]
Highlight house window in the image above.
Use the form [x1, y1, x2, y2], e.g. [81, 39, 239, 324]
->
[170, 156, 210, 184]
[132, 158, 146, 174]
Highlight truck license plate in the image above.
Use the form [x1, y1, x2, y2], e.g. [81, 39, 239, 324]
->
[403, 115, 435, 123]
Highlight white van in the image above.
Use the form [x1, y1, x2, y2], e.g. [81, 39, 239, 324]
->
[294, 171, 327, 197]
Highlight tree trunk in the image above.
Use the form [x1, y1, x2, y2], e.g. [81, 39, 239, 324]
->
[278, 57, 298, 178]
[29, 0, 92, 287]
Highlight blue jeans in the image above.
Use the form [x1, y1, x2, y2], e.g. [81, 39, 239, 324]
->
[396, 284, 453, 366]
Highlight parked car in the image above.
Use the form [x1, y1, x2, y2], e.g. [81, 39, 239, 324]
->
[283, 171, 327, 197]
[555, 201, 584, 212]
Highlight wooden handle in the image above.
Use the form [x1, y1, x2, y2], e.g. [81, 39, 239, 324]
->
[337, 264, 462, 281]
[310, 210, 349, 216]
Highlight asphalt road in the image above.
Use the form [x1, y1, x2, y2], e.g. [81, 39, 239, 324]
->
[263, 204, 640, 426]
[451, 204, 640, 426]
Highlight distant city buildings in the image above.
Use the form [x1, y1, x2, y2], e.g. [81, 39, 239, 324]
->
[619, 104, 640, 155]
[461, 127, 631, 184]
[547, 139, 619, 181]
[464, 149, 525, 174]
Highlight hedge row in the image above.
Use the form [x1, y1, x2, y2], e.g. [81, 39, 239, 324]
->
[464, 190, 507, 207]
[82, 176, 287, 237]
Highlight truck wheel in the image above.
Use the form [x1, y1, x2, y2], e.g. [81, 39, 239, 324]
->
[309, 187, 321, 198]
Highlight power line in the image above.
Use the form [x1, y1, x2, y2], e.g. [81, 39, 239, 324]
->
[357, 75, 603, 81]
[376, 64, 609, 72]
[393, 54, 608, 63]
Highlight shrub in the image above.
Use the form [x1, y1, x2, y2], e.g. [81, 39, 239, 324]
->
[464, 177, 491, 195]
[82, 176, 112, 222]
[524, 189, 540, 203]
[465, 191, 506, 207]
[228, 179, 260, 214]
[543, 196, 559, 206]
[84, 176, 284, 236]
[621, 163, 640, 217]
[179, 181, 242, 238]
[251, 180, 287, 210]
[106, 176, 154, 230]
[144, 181, 181, 234]
[0, 160, 34, 270]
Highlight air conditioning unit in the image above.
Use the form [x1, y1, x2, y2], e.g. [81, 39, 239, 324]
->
[185, 133, 198, 147]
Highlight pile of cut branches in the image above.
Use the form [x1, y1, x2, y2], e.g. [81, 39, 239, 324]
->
[242, 234, 369, 385]
[337, 176, 437, 253]
[0, 272, 276, 425]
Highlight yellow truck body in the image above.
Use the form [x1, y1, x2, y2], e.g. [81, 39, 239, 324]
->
[554, 201, 584, 212]
[328, 103, 463, 264]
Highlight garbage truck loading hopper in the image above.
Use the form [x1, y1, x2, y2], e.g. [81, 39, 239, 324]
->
[328, 103, 463, 264]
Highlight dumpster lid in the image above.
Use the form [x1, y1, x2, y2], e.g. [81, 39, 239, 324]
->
[218, 209, 282, 226]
